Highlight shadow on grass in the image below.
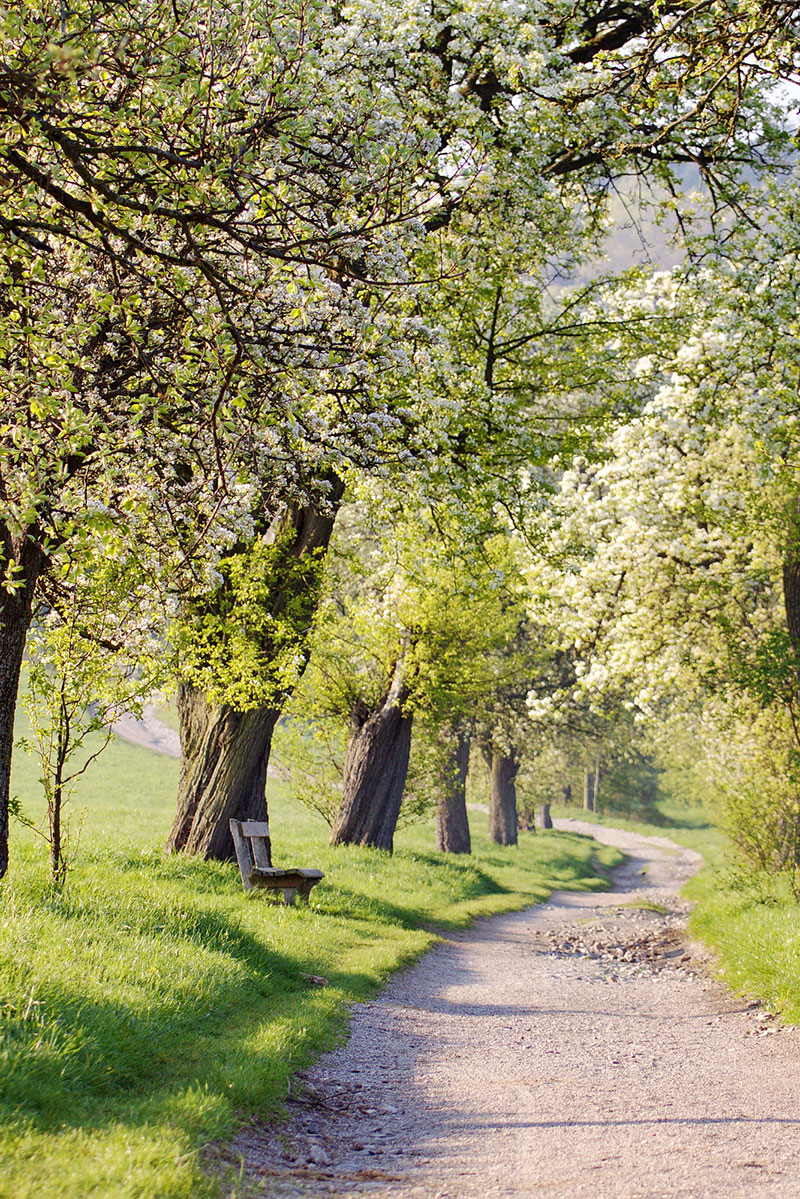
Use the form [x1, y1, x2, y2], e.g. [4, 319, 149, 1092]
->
[0, 889, 356, 1139]
[0, 826, 621, 1167]
[596, 804, 714, 832]
[314, 871, 506, 932]
[655, 808, 714, 831]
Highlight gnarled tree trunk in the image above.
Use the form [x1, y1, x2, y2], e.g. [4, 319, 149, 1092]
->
[0, 533, 46, 878]
[436, 730, 471, 854]
[330, 659, 412, 851]
[487, 746, 518, 846]
[167, 489, 342, 860]
[166, 690, 279, 858]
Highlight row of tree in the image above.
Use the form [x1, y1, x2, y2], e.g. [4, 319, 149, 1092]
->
[527, 240, 800, 887]
[3, 0, 800, 880]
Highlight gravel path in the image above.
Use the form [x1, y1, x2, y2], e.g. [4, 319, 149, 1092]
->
[112, 704, 182, 757]
[221, 820, 800, 1198]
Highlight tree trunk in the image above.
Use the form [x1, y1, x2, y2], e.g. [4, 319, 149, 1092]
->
[487, 747, 518, 846]
[0, 532, 46, 878]
[583, 768, 594, 811]
[49, 709, 68, 886]
[166, 687, 279, 859]
[168, 488, 342, 860]
[593, 753, 601, 814]
[0, 605, 31, 879]
[537, 802, 553, 830]
[784, 508, 800, 663]
[562, 783, 572, 806]
[329, 661, 412, 852]
[436, 731, 471, 854]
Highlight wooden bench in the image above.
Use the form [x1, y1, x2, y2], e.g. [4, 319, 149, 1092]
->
[229, 819, 324, 904]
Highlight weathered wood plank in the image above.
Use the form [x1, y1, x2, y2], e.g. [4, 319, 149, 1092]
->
[248, 866, 325, 903]
[229, 819, 255, 893]
[240, 820, 270, 837]
[251, 835, 271, 869]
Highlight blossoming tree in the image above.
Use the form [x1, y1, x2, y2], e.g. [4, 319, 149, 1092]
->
[526, 231, 800, 873]
[0, 0, 440, 874]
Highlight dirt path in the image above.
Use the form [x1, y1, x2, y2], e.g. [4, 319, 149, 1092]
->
[222, 821, 800, 1198]
[112, 705, 181, 757]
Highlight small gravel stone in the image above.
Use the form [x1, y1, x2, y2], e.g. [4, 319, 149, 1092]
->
[307, 1142, 331, 1166]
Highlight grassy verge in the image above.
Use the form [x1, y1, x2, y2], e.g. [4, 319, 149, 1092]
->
[1, 730, 622, 1199]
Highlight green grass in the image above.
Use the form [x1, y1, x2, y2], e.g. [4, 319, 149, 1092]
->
[684, 867, 800, 1021]
[10, 715, 180, 847]
[149, 698, 181, 735]
[2, 725, 623, 1199]
[14, 730, 800, 1195]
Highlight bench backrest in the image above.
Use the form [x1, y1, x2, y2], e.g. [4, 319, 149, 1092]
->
[230, 819, 273, 890]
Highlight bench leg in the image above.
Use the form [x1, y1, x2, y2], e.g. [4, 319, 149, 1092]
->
[282, 887, 298, 905]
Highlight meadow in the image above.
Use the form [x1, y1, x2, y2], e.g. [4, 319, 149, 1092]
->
[1, 726, 622, 1199]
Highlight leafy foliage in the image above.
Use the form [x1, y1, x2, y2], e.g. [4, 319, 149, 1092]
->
[176, 538, 327, 710]
[18, 558, 166, 882]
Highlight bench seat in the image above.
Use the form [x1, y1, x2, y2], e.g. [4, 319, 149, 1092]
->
[230, 818, 324, 904]
[249, 865, 324, 904]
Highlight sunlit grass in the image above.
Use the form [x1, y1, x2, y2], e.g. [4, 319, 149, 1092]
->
[10, 700, 179, 849]
[13, 719, 799, 1197]
[683, 867, 800, 1023]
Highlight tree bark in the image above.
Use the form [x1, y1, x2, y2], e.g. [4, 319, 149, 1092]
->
[329, 660, 412, 852]
[538, 802, 553, 830]
[166, 688, 279, 859]
[0, 606, 32, 879]
[0, 532, 46, 878]
[784, 508, 800, 662]
[487, 747, 518, 846]
[583, 768, 594, 811]
[168, 488, 342, 860]
[436, 731, 471, 854]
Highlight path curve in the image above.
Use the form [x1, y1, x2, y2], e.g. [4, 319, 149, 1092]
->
[112, 704, 181, 758]
[223, 821, 800, 1198]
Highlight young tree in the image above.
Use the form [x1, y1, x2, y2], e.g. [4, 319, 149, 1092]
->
[19, 558, 163, 883]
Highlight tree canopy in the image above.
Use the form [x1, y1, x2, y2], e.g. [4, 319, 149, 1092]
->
[4, 0, 800, 878]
